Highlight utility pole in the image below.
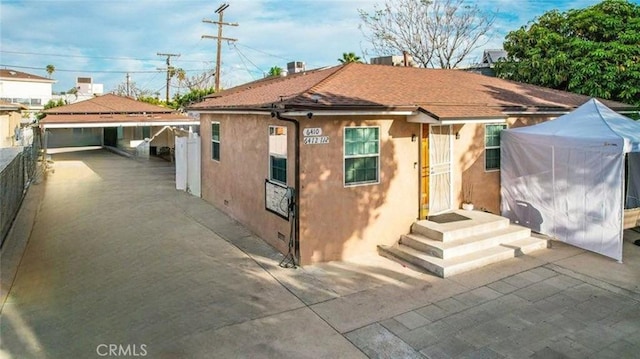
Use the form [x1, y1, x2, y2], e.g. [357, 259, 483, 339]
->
[157, 52, 181, 102]
[126, 73, 131, 97]
[202, 3, 238, 92]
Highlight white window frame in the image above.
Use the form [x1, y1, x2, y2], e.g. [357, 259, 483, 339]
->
[343, 126, 381, 187]
[484, 124, 507, 172]
[268, 125, 287, 185]
[211, 121, 220, 162]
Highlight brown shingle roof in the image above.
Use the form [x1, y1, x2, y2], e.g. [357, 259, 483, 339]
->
[0, 69, 54, 82]
[0, 100, 25, 111]
[44, 93, 175, 114]
[189, 63, 635, 119]
[192, 66, 343, 109]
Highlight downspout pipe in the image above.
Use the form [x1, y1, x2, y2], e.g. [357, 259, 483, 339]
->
[272, 111, 300, 264]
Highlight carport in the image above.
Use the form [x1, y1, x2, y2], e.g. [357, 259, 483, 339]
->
[39, 94, 198, 155]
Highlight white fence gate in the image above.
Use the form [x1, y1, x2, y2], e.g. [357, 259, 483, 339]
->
[175, 134, 201, 197]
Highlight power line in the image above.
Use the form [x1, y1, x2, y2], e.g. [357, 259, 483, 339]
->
[0, 64, 213, 74]
[1, 64, 161, 74]
[234, 43, 294, 62]
[232, 46, 257, 81]
[137, 71, 163, 93]
[231, 43, 263, 77]
[0, 50, 208, 63]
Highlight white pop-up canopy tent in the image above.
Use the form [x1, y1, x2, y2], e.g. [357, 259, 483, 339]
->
[501, 99, 640, 261]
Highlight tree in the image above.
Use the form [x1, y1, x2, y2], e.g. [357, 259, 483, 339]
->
[495, 0, 640, 106]
[111, 80, 154, 99]
[267, 66, 283, 77]
[175, 68, 187, 91]
[338, 52, 363, 64]
[136, 87, 216, 110]
[358, 0, 495, 68]
[37, 98, 66, 119]
[180, 70, 215, 91]
[45, 64, 55, 78]
[172, 87, 216, 110]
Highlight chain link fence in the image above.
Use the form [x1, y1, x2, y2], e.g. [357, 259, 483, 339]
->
[1, 128, 43, 247]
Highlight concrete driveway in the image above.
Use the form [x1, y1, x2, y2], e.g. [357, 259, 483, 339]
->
[2, 148, 639, 358]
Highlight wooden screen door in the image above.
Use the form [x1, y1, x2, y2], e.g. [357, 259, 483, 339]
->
[428, 125, 452, 215]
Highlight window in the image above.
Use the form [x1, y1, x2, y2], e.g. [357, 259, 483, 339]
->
[485, 124, 507, 171]
[344, 127, 379, 186]
[211, 122, 220, 161]
[269, 126, 287, 184]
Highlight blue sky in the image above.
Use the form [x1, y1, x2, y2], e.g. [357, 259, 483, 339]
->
[0, 0, 617, 97]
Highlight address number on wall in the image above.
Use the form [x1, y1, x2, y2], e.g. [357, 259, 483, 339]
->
[303, 128, 322, 136]
[303, 136, 329, 145]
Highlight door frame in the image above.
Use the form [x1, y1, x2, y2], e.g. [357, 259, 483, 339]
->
[419, 124, 429, 219]
[419, 124, 453, 218]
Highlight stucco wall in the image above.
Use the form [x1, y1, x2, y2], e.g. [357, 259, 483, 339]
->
[198, 112, 559, 265]
[199, 113, 420, 264]
[200, 114, 294, 256]
[0, 79, 53, 110]
[452, 115, 558, 214]
[0, 111, 23, 148]
[298, 116, 420, 263]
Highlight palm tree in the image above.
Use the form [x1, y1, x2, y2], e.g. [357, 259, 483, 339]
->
[175, 68, 186, 83]
[175, 68, 187, 95]
[338, 52, 362, 64]
[267, 66, 282, 77]
[45, 64, 55, 78]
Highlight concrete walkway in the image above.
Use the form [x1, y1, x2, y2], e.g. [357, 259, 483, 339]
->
[2, 149, 639, 358]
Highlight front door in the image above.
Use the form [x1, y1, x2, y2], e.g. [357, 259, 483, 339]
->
[428, 125, 452, 215]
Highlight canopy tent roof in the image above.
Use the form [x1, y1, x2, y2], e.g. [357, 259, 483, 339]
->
[507, 99, 640, 153]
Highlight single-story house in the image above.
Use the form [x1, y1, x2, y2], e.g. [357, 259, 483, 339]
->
[39, 94, 198, 157]
[188, 62, 636, 265]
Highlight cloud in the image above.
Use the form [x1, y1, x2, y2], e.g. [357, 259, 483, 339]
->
[0, 0, 605, 95]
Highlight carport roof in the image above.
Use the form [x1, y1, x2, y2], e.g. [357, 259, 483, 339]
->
[43, 93, 175, 114]
[40, 94, 197, 127]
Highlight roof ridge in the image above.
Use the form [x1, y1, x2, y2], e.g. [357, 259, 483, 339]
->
[89, 94, 120, 112]
[304, 63, 353, 96]
[206, 66, 338, 100]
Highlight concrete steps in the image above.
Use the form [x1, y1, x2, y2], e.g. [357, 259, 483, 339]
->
[379, 210, 549, 278]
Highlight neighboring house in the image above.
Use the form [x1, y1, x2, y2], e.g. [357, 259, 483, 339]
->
[370, 54, 418, 67]
[39, 94, 198, 156]
[53, 76, 105, 104]
[188, 62, 635, 265]
[464, 49, 508, 76]
[0, 101, 25, 147]
[0, 69, 55, 120]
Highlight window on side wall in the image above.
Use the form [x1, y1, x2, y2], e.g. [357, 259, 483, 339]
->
[269, 126, 287, 184]
[344, 127, 380, 186]
[211, 122, 220, 161]
[485, 124, 507, 171]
